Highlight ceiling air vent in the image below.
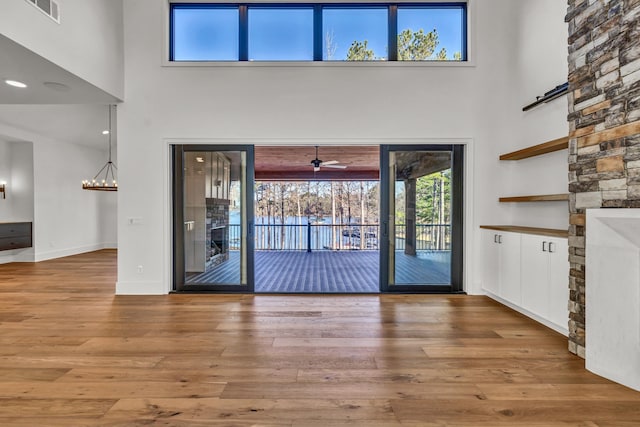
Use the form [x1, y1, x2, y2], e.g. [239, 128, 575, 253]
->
[25, 0, 60, 24]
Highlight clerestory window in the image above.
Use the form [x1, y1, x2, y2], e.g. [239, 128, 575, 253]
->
[169, 3, 467, 62]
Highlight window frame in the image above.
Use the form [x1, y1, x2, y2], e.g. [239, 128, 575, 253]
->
[170, 3, 241, 61]
[168, 1, 470, 65]
[246, 4, 316, 61]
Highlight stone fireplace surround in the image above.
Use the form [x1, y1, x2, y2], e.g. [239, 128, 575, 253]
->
[567, 0, 640, 358]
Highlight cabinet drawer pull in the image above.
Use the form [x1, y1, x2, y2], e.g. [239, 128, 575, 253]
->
[548, 242, 555, 253]
[494, 234, 498, 243]
[542, 241, 548, 252]
[498, 235, 502, 244]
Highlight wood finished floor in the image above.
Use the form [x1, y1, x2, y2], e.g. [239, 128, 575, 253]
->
[0, 249, 639, 426]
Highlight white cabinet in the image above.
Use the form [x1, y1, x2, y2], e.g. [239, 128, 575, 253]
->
[481, 227, 569, 335]
[500, 233, 522, 305]
[481, 230, 521, 305]
[521, 235, 569, 330]
[547, 238, 570, 328]
[481, 230, 500, 295]
[521, 235, 550, 317]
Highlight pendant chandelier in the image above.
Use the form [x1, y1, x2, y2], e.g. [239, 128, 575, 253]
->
[82, 105, 118, 191]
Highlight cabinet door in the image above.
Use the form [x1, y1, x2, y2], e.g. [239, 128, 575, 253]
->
[499, 232, 522, 305]
[481, 230, 500, 295]
[547, 237, 569, 328]
[521, 234, 549, 317]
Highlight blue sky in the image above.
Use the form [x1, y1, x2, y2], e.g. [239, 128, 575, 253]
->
[173, 8, 239, 61]
[323, 8, 388, 60]
[172, 6, 464, 61]
[249, 8, 314, 60]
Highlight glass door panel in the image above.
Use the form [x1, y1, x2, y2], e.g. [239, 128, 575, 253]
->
[173, 145, 254, 292]
[380, 145, 463, 293]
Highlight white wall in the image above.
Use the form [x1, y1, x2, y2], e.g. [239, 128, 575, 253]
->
[0, 122, 117, 263]
[0, 0, 124, 99]
[32, 139, 117, 261]
[10, 142, 35, 225]
[504, 0, 569, 230]
[117, 0, 568, 294]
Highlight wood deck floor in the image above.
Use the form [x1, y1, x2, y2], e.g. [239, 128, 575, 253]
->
[186, 250, 450, 292]
[0, 249, 639, 426]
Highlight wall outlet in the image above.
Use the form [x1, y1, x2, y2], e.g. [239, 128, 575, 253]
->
[137, 265, 144, 274]
[128, 217, 143, 225]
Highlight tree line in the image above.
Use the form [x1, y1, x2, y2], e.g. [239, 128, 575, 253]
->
[327, 28, 462, 61]
[253, 172, 450, 250]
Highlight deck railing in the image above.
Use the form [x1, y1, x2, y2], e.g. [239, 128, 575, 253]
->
[228, 223, 450, 252]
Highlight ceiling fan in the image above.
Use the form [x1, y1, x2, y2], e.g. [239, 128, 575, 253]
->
[310, 146, 347, 172]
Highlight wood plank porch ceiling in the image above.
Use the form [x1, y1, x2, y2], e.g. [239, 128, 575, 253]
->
[255, 146, 380, 181]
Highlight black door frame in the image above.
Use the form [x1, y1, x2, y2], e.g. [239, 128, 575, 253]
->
[172, 144, 255, 292]
[379, 144, 464, 293]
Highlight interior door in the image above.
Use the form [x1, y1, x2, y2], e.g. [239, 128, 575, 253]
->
[172, 145, 254, 292]
[380, 145, 463, 293]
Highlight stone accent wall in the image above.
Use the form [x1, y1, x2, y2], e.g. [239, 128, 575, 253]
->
[566, 0, 640, 357]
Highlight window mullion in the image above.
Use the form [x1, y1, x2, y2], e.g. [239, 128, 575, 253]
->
[313, 5, 323, 61]
[239, 4, 248, 61]
[388, 5, 398, 61]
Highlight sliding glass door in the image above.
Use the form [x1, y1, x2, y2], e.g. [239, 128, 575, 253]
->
[172, 145, 254, 292]
[380, 145, 463, 293]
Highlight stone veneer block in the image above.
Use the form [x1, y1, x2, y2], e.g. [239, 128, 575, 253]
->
[599, 178, 627, 190]
[602, 190, 628, 200]
[583, 99, 612, 115]
[627, 160, 640, 169]
[596, 70, 620, 89]
[622, 69, 640, 86]
[570, 125, 596, 138]
[596, 155, 625, 172]
[575, 191, 603, 209]
[628, 185, 640, 199]
[578, 122, 640, 148]
[621, 58, 640, 76]
[570, 213, 586, 226]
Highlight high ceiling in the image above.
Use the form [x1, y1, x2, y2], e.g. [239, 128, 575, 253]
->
[0, 34, 118, 105]
[255, 146, 380, 180]
[0, 34, 119, 148]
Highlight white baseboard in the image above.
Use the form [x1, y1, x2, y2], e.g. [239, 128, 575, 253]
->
[0, 254, 16, 264]
[34, 243, 117, 262]
[483, 290, 569, 337]
[35, 244, 105, 262]
[115, 280, 167, 295]
[0, 248, 34, 264]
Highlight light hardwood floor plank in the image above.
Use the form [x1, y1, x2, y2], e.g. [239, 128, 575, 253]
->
[0, 249, 639, 426]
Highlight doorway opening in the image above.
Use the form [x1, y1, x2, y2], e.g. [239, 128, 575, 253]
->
[253, 180, 380, 293]
[171, 144, 463, 293]
[380, 145, 463, 293]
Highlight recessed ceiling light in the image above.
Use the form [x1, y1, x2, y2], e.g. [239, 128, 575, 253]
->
[102, 130, 109, 135]
[5, 79, 27, 88]
[43, 81, 71, 92]
[196, 157, 204, 163]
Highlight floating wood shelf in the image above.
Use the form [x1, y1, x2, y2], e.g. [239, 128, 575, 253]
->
[499, 194, 569, 203]
[499, 136, 569, 160]
[480, 225, 568, 238]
